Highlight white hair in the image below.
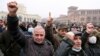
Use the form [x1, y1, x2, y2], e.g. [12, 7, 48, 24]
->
[32, 25, 45, 35]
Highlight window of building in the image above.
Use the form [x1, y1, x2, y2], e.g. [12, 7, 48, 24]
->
[99, 10, 100, 14]
[92, 17, 98, 25]
[99, 17, 100, 21]
[99, 18, 100, 23]
[96, 11, 99, 14]
[93, 17, 97, 21]
[87, 17, 91, 22]
[81, 18, 84, 21]
[78, 11, 81, 15]
[24, 18, 26, 22]
[95, 11, 98, 14]
[93, 10, 98, 14]
[81, 11, 85, 15]
[87, 11, 92, 14]
[29, 18, 31, 22]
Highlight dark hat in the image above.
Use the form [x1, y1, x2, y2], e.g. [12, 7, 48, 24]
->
[73, 31, 82, 36]
[57, 23, 67, 29]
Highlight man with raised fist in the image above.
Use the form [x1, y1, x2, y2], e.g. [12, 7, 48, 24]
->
[7, 1, 53, 56]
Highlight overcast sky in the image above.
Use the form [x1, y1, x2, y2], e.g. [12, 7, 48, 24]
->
[0, 0, 100, 18]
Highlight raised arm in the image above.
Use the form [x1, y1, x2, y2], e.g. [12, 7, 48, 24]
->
[45, 18, 60, 50]
[7, 1, 26, 47]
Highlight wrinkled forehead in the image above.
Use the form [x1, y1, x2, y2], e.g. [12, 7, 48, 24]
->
[33, 25, 45, 34]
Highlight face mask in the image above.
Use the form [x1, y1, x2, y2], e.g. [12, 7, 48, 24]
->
[72, 47, 82, 52]
[88, 36, 97, 44]
[28, 27, 34, 33]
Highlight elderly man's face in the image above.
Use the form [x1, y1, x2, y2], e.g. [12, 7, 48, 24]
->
[32, 26, 45, 44]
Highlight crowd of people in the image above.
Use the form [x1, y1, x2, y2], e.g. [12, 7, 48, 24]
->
[0, 1, 100, 56]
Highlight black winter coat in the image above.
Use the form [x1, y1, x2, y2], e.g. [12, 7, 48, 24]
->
[7, 15, 54, 56]
[85, 44, 100, 56]
[55, 38, 87, 56]
[0, 31, 21, 56]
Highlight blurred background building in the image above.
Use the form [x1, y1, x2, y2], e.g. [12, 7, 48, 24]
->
[54, 6, 100, 26]
[67, 6, 100, 26]
[0, 4, 41, 22]
[0, 4, 100, 26]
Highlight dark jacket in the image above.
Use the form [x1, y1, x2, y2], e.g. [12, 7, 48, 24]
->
[55, 38, 87, 56]
[45, 25, 60, 51]
[7, 15, 53, 56]
[81, 30, 100, 56]
[55, 38, 74, 56]
[84, 31, 100, 56]
[0, 26, 5, 33]
[81, 31, 90, 49]
[0, 31, 21, 56]
[54, 34, 64, 43]
[64, 49, 87, 56]
[85, 44, 100, 56]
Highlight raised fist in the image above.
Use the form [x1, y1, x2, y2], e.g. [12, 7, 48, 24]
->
[7, 1, 18, 16]
[64, 32, 75, 41]
[46, 17, 53, 26]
